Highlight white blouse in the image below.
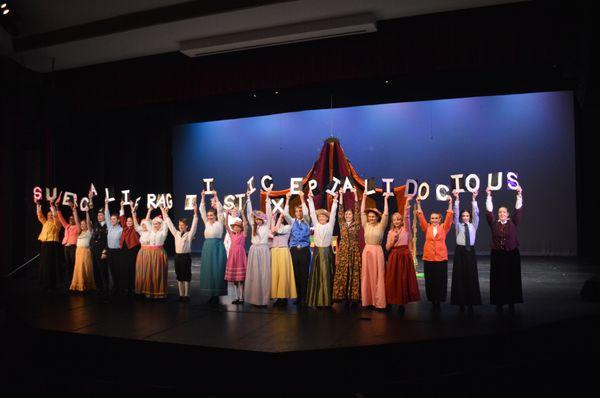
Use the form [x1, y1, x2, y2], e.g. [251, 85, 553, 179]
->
[76, 230, 92, 248]
[308, 198, 338, 247]
[165, 214, 198, 254]
[247, 197, 271, 245]
[145, 222, 169, 246]
[200, 198, 224, 239]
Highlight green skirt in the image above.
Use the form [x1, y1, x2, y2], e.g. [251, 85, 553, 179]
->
[199, 238, 227, 296]
[306, 246, 334, 307]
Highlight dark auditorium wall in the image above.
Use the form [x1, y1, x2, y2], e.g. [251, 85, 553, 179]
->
[1, 0, 598, 275]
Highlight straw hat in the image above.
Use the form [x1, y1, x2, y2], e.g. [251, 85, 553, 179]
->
[253, 210, 267, 221]
[315, 209, 330, 219]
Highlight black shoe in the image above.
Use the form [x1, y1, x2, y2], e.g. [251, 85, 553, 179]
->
[281, 299, 288, 306]
[397, 305, 405, 315]
[232, 299, 240, 305]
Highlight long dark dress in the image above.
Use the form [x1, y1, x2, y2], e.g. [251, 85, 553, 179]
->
[333, 202, 362, 302]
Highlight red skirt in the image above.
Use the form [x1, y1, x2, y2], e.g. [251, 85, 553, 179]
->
[385, 245, 420, 305]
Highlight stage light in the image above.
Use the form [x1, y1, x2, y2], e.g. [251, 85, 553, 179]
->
[252, 94, 257, 98]
[1, 4, 7, 9]
[275, 91, 279, 95]
[385, 80, 390, 84]
[2, 9, 9, 15]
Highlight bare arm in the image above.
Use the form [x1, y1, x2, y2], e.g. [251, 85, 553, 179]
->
[360, 192, 367, 227]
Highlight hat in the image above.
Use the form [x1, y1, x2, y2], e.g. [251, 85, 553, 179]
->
[365, 207, 382, 220]
[232, 220, 243, 229]
[315, 208, 330, 219]
[253, 210, 267, 221]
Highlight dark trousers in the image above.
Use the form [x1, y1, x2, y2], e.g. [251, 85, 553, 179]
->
[174, 253, 192, 282]
[290, 246, 311, 305]
[107, 248, 121, 292]
[423, 260, 448, 302]
[120, 245, 139, 292]
[40, 241, 61, 290]
[63, 245, 76, 287]
[91, 245, 109, 294]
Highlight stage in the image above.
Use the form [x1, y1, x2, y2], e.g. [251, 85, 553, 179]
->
[2, 257, 600, 396]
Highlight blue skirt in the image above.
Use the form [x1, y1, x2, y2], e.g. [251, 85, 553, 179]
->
[199, 238, 227, 296]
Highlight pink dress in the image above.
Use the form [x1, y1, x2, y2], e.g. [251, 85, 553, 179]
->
[225, 232, 247, 282]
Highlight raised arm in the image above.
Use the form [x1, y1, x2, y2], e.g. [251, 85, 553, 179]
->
[380, 193, 390, 228]
[56, 207, 69, 229]
[189, 204, 199, 238]
[472, 191, 480, 230]
[485, 187, 495, 226]
[404, 197, 412, 233]
[72, 204, 80, 228]
[360, 191, 367, 227]
[224, 212, 233, 235]
[512, 187, 523, 226]
[199, 191, 208, 225]
[85, 208, 91, 231]
[241, 208, 248, 238]
[282, 192, 294, 225]
[416, 198, 428, 232]
[328, 194, 338, 229]
[214, 192, 224, 222]
[246, 194, 255, 227]
[337, 189, 345, 225]
[161, 207, 178, 237]
[453, 190, 460, 233]
[272, 212, 283, 234]
[36, 203, 46, 225]
[307, 191, 318, 226]
[443, 197, 454, 233]
[265, 190, 272, 230]
[299, 191, 310, 224]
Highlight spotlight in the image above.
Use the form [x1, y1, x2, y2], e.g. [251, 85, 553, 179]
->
[2, 9, 9, 15]
[1, 3, 7, 9]
[252, 93, 257, 98]
[384, 80, 390, 84]
[275, 91, 279, 95]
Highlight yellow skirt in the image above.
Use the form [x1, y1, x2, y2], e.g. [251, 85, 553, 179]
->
[271, 247, 297, 299]
[70, 247, 96, 292]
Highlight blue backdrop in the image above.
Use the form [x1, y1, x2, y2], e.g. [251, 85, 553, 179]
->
[172, 91, 576, 255]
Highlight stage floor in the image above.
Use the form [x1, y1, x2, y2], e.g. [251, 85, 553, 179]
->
[4, 256, 600, 353]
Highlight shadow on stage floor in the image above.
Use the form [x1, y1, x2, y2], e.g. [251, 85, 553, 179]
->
[1, 256, 600, 397]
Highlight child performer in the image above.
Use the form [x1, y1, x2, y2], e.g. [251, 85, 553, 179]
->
[70, 205, 96, 292]
[224, 209, 248, 304]
[486, 186, 524, 313]
[451, 190, 482, 312]
[162, 203, 198, 302]
[416, 195, 453, 312]
[306, 190, 338, 308]
[35, 196, 62, 292]
[333, 187, 361, 307]
[283, 191, 311, 307]
[270, 201, 296, 307]
[198, 191, 228, 306]
[244, 189, 273, 307]
[361, 191, 391, 310]
[385, 195, 420, 314]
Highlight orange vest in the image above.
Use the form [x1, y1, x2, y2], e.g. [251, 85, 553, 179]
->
[417, 210, 453, 261]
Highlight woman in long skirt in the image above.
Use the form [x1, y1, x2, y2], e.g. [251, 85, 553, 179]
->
[450, 190, 482, 311]
[244, 189, 272, 307]
[306, 190, 338, 308]
[135, 207, 169, 299]
[416, 196, 454, 312]
[224, 211, 248, 304]
[36, 198, 62, 291]
[385, 195, 420, 314]
[486, 186, 524, 313]
[333, 187, 362, 307]
[133, 206, 152, 295]
[270, 205, 296, 307]
[70, 206, 96, 292]
[199, 191, 228, 306]
[360, 190, 390, 310]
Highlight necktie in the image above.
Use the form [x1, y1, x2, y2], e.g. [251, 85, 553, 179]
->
[464, 223, 471, 251]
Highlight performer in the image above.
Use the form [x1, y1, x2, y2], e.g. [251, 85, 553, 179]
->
[70, 206, 96, 292]
[451, 190, 482, 311]
[333, 187, 361, 307]
[223, 207, 242, 257]
[198, 191, 228, 306]
[416, 196, 454, 312]
[486, 186, 524, 313]
[385, 195, 420, 314]
[135, 206, 169, 299]
[270, 204, 296, 307]
[56, 195, 79, 288]
[306, 190, 338, 308]
[36, 197, 62, 292]
[360, 191, 391, 310]
[133, 206, 154, 297]
[283, 191, 311, 307]
[224, 210, 248, 305]
[118, 201, 141, 295]
[104, 199, 123, 296]
[163, 203, 198, 302]
[244, 189, 272, 307]
[88, 196, 109, 301]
